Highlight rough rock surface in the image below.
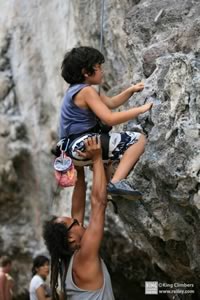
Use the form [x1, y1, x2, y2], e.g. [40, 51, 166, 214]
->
[0, 0, 200, 299]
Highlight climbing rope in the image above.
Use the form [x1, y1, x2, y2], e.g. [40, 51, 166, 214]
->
[100, 0, 105, 52]
[99, 0, 119, 215]
[99, 0, 105, 95]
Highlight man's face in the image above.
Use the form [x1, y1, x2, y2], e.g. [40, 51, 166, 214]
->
[56, 216, 85, 249]
[56, 216, 82, 228]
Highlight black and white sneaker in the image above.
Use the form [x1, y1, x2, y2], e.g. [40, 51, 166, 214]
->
[107, 179, 142, 200]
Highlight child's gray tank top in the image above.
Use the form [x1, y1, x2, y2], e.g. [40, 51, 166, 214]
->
[65, 254, 115, 300]
[59, 83, 97, 139]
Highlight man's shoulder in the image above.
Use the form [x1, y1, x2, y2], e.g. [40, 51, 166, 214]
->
[71, 253, 103, 290]
[73, 249, 101, 270]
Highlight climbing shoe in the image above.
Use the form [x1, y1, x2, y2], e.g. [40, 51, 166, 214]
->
[107, 179, 142, 200]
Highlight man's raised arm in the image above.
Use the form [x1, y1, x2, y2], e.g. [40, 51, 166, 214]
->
[79, 135, 107, 258]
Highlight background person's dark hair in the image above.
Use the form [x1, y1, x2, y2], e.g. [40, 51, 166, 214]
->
[61, 46, 105, 84]
[32, 255, 49, 277]
[0, 255, 12, 267]
[43, 216, 72, 300]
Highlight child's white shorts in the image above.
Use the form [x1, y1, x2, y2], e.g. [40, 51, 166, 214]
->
[67, 131, 141, 167]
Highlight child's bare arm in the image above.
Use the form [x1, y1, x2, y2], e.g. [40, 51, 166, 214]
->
[100, 82, 144, 109]
[82, 86, 152, 126]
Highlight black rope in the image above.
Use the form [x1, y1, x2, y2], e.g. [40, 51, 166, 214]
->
[100, 0, 105, 52]
[99, 0, 105, 95]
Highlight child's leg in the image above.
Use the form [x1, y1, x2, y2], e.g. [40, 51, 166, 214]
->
[71, 166, 86, 224]
[111, 134, 146, 183]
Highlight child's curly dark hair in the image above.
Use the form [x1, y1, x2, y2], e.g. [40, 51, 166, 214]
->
[43, 216, 72, 300]
[61, 46, 105, 84]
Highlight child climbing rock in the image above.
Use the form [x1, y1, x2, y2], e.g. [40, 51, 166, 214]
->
[58, 46, 152, 222]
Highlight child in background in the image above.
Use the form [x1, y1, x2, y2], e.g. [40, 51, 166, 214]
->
[59, 46, 152, 223]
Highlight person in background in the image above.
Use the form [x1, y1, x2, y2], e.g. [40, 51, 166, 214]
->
[0, 255, 14, 300]
[29, 255, 51, 300]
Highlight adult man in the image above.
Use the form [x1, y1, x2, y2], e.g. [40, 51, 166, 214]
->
[43, 135, 115, 299]
[0, 256, 14, 300]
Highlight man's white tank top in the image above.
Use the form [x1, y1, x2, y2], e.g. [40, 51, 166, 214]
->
[65, 254, 115, 300]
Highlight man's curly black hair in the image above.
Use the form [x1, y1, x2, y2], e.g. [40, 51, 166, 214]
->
[43, 216, 73, 300]
[61, 46, 105, 84]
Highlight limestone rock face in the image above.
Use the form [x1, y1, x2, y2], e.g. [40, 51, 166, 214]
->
[112, 53, 200, 298]
[0, 0, 75, 295]
[0, 0, 200, 299]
